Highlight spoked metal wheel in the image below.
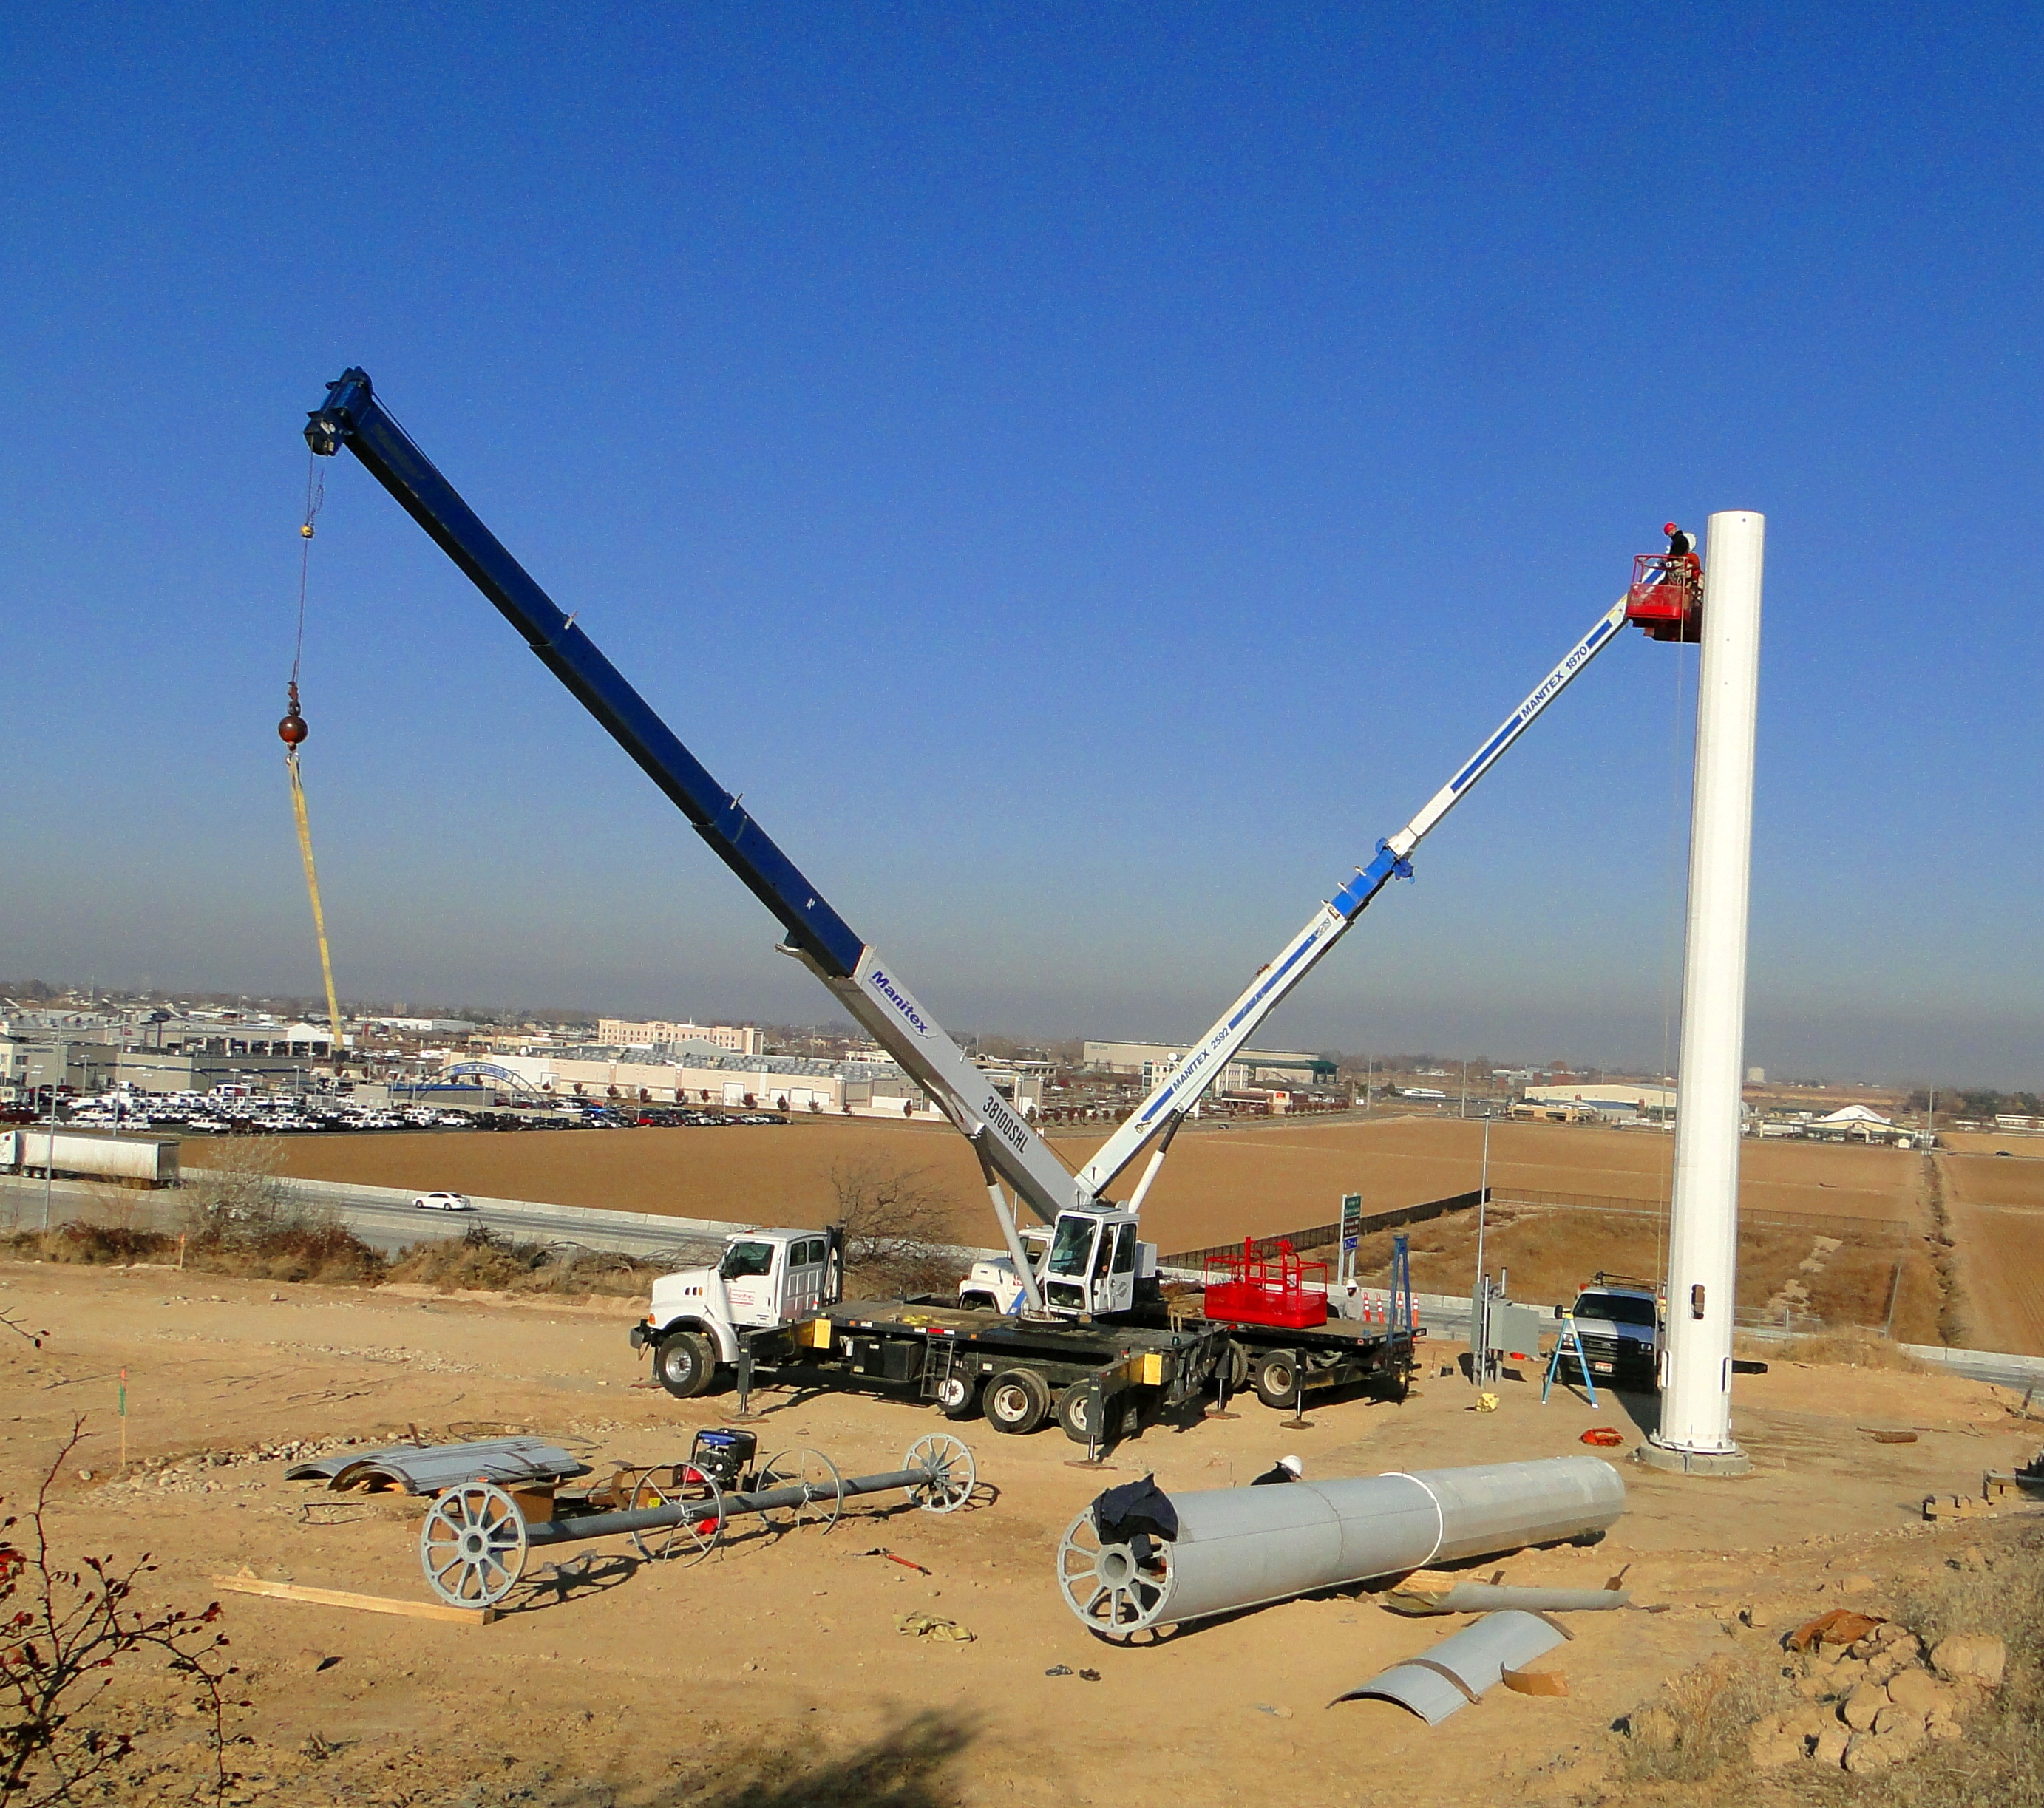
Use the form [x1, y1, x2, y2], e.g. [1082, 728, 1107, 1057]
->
[904, 1433, 976, 1515]
[755, 1447, 845, 1535]
[626, 1465, 726, 1566]
[420, 1481, 529, 1609]
[1056, 1509, 1171, 1639]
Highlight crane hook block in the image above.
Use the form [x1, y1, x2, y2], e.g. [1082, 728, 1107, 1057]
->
[279, 681, 309, 748]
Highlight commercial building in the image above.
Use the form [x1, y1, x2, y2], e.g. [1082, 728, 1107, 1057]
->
[1523, 1082, 1677, 1118]
[1084, 1040, 1337, 1092]
[597, 1019, 766, 1056]
[112, 1050, 312, 1094]
[18, 1042, 123, 1096]
[478, 1045, 935, 1118]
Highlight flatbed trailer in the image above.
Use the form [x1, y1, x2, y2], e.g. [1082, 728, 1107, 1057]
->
[727, 1297, 1232, 1445]
[1135, 1308, 1422, 1410]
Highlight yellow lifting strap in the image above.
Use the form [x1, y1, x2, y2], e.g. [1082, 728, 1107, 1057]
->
[285, 745, 344, 1056]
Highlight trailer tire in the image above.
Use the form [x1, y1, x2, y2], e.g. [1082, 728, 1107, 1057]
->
[934, 1371, 981, 1420]
[1056, 1384, 1107, 1444]
[1252, 1350, 1301, 1412]
[1224, 1341, 1251, 1395]
[984, 1368, 1052, 1435]
[654, 1332, 716, 1400]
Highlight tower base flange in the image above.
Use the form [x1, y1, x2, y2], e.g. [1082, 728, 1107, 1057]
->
[1634, 1440, 1752, 1478]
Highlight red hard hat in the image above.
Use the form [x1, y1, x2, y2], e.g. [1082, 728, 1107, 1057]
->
[1663, 521, 1679, 536]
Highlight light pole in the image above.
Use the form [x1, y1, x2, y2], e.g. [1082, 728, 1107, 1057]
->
[42, 1069, 58, 1232]
[1473, 1111, 1493, 1285]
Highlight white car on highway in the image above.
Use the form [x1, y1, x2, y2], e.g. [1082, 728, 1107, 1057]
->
[412, 1191, 474, 1211]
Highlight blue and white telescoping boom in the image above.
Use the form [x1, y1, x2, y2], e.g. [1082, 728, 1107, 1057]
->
[1078, 595, 1634, 1207]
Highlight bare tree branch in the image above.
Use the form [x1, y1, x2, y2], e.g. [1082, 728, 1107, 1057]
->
[0, 1420, 239, 1806]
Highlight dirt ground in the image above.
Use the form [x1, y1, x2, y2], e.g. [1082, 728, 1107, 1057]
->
[183, 1115, 1925, 1251]
[1, 1260, 2037, 1807]
[1941, 1152, 2044, 1359]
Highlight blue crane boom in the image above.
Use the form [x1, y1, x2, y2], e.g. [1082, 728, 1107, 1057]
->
[305, 368, 1072, 1308]
[303, 370, 866, 979]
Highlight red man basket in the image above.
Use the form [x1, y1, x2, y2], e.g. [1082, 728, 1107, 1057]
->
[1625, 551, 1702, 642]
[1202, 1237, 1329, 1329]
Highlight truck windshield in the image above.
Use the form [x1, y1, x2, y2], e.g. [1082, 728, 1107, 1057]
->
[720, 1241, 776, 1279]
[1577, 1292, 1656, 1327]
[1046, 1217, 1098, 1279]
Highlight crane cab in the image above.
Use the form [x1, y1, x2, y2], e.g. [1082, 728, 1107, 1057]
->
[957, 1207, 1157, 1318]
[1626, 546, 1702, 642]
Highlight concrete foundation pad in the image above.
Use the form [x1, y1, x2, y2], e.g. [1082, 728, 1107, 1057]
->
[1634, 1440, 1753, 1478]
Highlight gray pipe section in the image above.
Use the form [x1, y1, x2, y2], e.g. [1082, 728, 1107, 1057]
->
[525, 1463, 931, 1547]
[1387, 1581, 1630, 1615]
[1062, 1455, 1622, 1636]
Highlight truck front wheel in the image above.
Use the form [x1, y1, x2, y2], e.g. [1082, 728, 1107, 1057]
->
[654, 1332, 716, 1399]
[1252, 1351, 1301, 1411]
[984, 1368, 1051, 1434]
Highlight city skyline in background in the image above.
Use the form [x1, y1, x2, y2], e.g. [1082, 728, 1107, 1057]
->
[0, 973, 2023, 1095]
[6, 7, 2040, 1089]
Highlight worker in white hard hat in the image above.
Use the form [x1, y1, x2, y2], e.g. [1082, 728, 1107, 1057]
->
[1249, 1455, 1303, 1486]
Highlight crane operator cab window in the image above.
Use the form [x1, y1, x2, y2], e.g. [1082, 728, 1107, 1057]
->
[1043, 1214, 1138, 1316]
[1047, 1215, 1099, 1280]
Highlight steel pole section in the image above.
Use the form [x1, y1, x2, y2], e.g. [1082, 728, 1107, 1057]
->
[1644, 510, 1764, 1477]
[524, 1464, 931, 1547]
[1058, 1455, 1624, 1638]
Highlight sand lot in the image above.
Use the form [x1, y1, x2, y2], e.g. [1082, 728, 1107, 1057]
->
[1941, 1152, 2044, 1359]
[0, 1261, 2036, 1807]
[188, 1115, 1925, 1254]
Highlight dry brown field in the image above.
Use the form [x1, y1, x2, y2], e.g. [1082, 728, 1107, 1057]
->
[1941, 1152, 2044, 1358]
[184, 1114, 1922, 1253]
[177, 1114, 1948, 1336]
[1932, 1129, 2044, 1157]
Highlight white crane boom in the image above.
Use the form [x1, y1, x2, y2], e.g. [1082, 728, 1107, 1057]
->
[1079, 596, 1632, 1201]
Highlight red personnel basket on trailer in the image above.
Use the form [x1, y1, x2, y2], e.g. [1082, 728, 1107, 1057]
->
[1625, 551, 1702, 642]
[1202, 1237, 1329, 1329]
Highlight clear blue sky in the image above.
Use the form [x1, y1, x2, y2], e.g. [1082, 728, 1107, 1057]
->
[4, 4, 2039, 1086]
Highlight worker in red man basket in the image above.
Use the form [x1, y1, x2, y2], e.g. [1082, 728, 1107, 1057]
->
[1664, 522, 1696, 560]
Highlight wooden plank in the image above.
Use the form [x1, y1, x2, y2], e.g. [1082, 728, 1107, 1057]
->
[211, 1573, 495, 1625]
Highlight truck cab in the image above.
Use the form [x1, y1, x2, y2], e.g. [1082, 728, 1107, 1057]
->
[633, 1226, 843, 1395]
[1561, 1274, 1661, 1388]
[958, 1207, 1158, 1318]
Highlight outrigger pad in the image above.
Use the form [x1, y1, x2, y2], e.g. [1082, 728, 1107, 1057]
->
[1091, 1474, 1179, 1562]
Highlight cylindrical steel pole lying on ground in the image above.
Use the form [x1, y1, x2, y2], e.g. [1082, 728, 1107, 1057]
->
[421, 1433, 975, 1609]
[1057, 1455, 1623, 1639]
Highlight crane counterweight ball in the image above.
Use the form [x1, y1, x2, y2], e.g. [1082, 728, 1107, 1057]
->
[279, 710, 308, 747]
